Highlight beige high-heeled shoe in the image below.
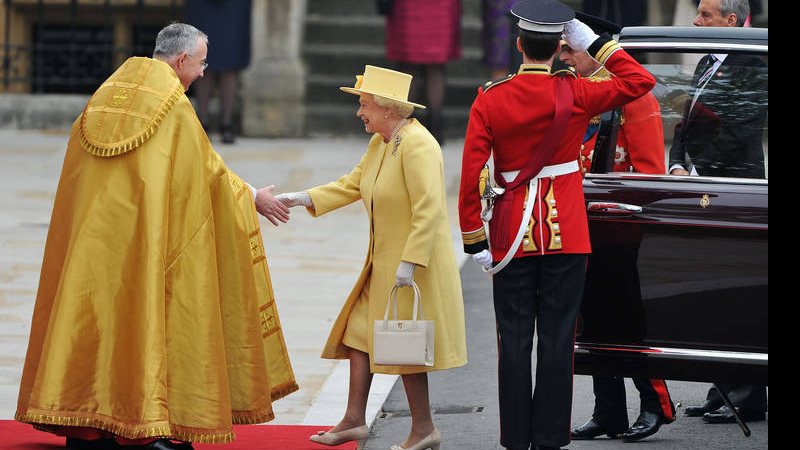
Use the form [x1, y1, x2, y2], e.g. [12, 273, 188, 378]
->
[309, 424, 369, 446]
[390, 428, 441, 450]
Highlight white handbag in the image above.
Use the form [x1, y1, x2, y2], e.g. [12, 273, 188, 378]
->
[373, 281, 435, 367]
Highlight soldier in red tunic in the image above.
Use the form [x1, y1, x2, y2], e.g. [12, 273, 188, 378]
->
[457, 1, 655, 449]
[573, 69, 665, 174]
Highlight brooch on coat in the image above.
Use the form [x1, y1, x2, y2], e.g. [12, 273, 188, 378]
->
[392, 135, 402, 155]
[389, 118, 409, 156]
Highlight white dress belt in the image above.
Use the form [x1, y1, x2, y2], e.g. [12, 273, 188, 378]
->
[499, 160, 579, 182]
[483, 160, 579, 275]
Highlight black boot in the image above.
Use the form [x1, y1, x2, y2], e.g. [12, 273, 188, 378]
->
[118, 439, 194, 450]
[621, 411, 672, 442]
[571, 417, 624, 439]
[220, 124, 236, 144]
[685, 399, 723, 417]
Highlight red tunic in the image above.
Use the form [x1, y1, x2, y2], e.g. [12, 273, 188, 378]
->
[458, 38, 655, 262]
[580, 69, 665, 175]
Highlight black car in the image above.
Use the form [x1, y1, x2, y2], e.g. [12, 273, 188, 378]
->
[575, 26, 768, 385]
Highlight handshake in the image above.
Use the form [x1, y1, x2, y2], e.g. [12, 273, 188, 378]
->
[253, 185, 313, 226]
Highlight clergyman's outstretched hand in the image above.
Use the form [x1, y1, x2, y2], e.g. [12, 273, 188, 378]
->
[255, 185, 290, 225]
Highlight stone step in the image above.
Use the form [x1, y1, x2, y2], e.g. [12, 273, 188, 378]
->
[307, 0, 380, 17]
[304, 14, 484, 49]
[306, 0, 483, 19]
[304, 0, 486, 137]
[303, 43, 488, 79]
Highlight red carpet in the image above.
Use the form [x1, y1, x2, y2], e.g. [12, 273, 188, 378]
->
[0, 421, 358, 449]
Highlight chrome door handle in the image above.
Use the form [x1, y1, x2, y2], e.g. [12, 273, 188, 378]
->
[587, 201, 643, 215]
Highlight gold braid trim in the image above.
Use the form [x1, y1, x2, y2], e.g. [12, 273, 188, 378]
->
[462, 228, 487, 245]
[79, 83, 185, 158]
[482, 74, 515, 91]
[551, 68, 577, 78]
[595, 41, 621, 65]
[271, 381, 300, 403]
[16, 412, 235, 443]
[231, 410, 275, 425]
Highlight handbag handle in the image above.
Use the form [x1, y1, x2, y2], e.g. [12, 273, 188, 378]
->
[382, 282, 424, 325]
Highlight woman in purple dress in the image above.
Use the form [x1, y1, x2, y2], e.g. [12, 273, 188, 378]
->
[482, 0, 516, 81]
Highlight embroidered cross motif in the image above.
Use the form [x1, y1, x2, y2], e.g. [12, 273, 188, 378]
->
[111, 89, 130, 107]
[259, 303, 278, 337]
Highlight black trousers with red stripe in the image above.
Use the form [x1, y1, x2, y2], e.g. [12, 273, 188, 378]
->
[591, 376, 675, 432]
[492, 254, 587, 449]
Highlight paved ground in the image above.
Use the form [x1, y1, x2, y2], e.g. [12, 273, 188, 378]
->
[364, 263, 768, 449]
[0, 129, 767, 449]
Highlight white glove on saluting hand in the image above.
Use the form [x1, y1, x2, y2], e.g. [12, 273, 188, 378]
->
[276, 191, 313, 208]
[563, 18, 599, 53]
[395, 260, 416, 286]
[472, 249, 493, 269]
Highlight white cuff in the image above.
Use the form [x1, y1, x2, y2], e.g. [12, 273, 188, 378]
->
[668, 164, 685, 173]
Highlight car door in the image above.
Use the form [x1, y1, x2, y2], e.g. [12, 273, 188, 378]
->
[575, 28, 768, 384]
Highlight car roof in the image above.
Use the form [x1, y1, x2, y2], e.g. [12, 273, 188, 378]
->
[617, 26, 768, 52]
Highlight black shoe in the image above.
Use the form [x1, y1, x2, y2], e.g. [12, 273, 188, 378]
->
[702, 406, 766, 424]
[65, 437, 118, 449]
[119, 439, 194, 450]
[534, 446, 563, 450]
[220, 125, 236, 144]
[571, 418, 624, 440]
[684, 399, 723, 417]
[621, 411, 671, 442]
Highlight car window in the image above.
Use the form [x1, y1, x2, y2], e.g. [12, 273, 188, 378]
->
[631, 50, 768, 179]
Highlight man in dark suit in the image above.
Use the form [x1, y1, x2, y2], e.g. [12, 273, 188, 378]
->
[668, 0, 768, 179]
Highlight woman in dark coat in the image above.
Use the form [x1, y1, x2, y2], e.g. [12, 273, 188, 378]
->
[185, 0, 251, 143]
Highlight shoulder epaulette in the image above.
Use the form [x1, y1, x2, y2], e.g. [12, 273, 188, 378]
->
[586, 66, 612, 82]
[551, 67, 577, 78]
[482, 73, 516, 91]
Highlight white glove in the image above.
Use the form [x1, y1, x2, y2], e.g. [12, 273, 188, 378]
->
[395, 260, 416, 286]
[276, 191, 313, 208]
[563, 19, 599, 53]
[472, 249, 493, 268]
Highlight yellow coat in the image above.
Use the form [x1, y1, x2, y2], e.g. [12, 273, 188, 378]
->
[15, 57, 297, 443]
[308, 119, 467, 375]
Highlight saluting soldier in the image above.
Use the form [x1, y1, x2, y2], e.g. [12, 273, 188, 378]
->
[457, 1, 655, 449]
[558, 19, 674, 443]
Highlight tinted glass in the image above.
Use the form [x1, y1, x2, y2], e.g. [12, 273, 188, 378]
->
[632, 51, 768, 179]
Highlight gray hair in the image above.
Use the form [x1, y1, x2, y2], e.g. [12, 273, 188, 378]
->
[372, 95, 415, 119]
[153, 23, 208, 59]
[719, 0, 750, 27]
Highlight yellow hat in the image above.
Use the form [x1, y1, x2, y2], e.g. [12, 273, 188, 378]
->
[340, 65, 426, 109]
